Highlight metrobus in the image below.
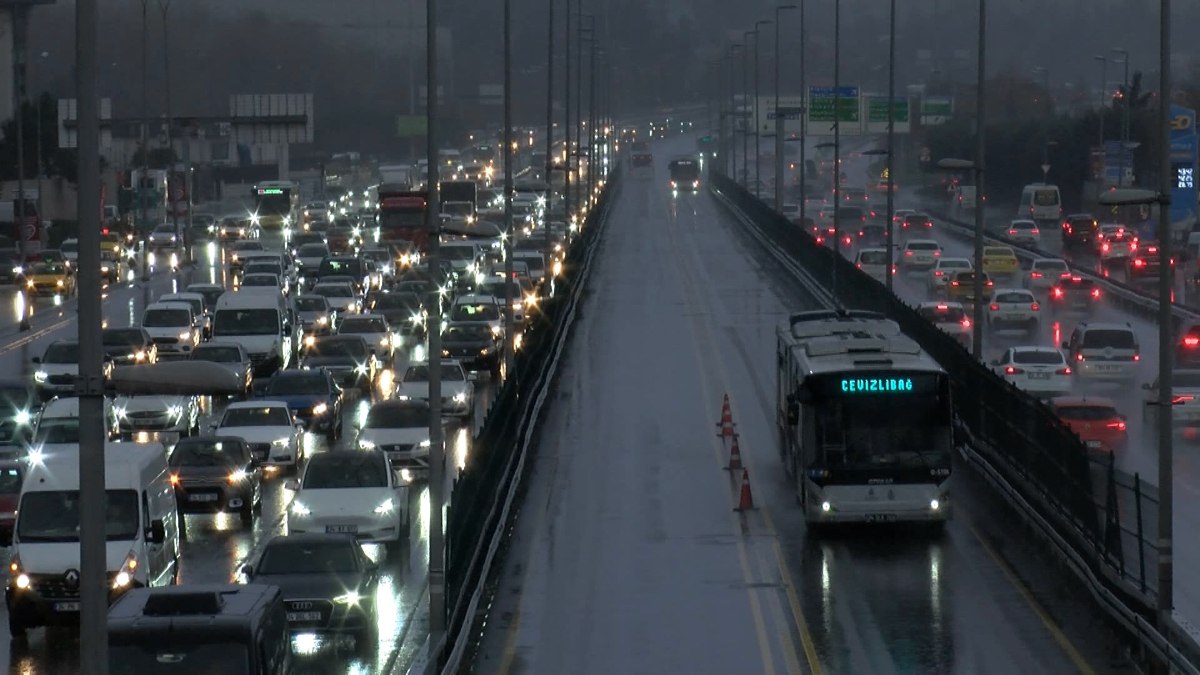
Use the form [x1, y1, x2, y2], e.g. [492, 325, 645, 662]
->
[775, 310, 953, 527]
[251, 181, 300, 232]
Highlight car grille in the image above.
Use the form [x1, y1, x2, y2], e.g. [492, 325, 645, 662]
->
[284, 599, 333, 627]
[31, 573, 119, 600]
[152, 337, 180, 345]
[46, 374, 75, 386]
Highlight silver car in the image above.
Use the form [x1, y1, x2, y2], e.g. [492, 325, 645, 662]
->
[190, 343, 253, 396]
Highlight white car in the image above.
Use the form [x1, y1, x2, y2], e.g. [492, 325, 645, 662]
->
[142, 301, 200, 358]
[294, 243, 330, 272]
[1007, 219, 1041, 246]
[337, 314, 396, 362]
[240, 273, 286, 296]
[900, 239, 943, 270]
[985, 288, 1041, 334]
[916, 302, 972, 348]
[312, 281, 362, 314]
[147, 224, 179, 249]
[32, 340, 82, 399]
[1098, 224, 1136, 261]
[396, 360, 474, 418]
[355, 400, 433, 480]
[853, 248, 892, 284]
[113, 394, 199, 442]
[1026, 258, 1070, 292]
[449, 294, 504, 338]
[285, 450, 408, 548]
[927, 257, 973, 294]
[59, 238, 79, 264]
[212, 401, 305, 475]
[993, 346, 1072, 396]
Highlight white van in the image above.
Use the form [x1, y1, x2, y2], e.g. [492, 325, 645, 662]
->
[5, 442, 180, 638]
[1018, 183, 1062, 224]
[141, 301, 200, 358]
[211, 291, 295, 375]
[32, 396, 120, 447]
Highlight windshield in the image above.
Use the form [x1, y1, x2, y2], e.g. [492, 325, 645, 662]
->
[314, 285, 354, 298]
[212, 309, 279, 337]
[42, 342, 79, 362]
[858, 251, 889, 265]
[445, 324, 491, 341]
[301, 454, 388, 489]
[514, 255, 545, 271]
[365, 404, 427, 428]
[340, 318, 387, 333]
[374, 294, 421, 311]
[1081, 330, 1137, 349]
[258, 540, 362, 575]
[404, 364, 464, 382]
[170, 441, 245, 467]
[442, 246, 476, 262]
[939, 261, 971, 270]
[34, 417, 80, 444]
[309, 339, 366, 358]
[191, 346, 242, 363]
[18, 490, 138, 542]
[1036, 261, 1069, 271]
[31, 262, 67, 275]
[241, 275, 278, 287]
[143, 309, 190, 327]
[907, 242, 939, 251]
[220, 407, 291, 427]
[295, 298, 328, 312]
[984, 247, 1013, 257]
[995, 292, 1033, 303]
[109, 644, 250, 675]
[1033, 189, 1059, 206]
[60, 241, 78, 253]
[267, 374, 329, 395]
[103, 330, 144, 346]
[1012, 350, 1064, 365]
[451, 303, 499, 322]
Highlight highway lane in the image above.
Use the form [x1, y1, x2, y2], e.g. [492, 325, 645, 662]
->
[469, 137, 1116, 674]
[0, 234, 495, 674]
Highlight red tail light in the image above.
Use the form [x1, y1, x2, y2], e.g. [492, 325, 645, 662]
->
[1076, 353, 1085, 362]
[1031, 229, 1040, 235]
[1004, 366, 1024, 375]
[1091, 288, 1101, 299]
[1056, 367, 1072, 375]
[858, 231, 865, 237]
[951, 281, 959, 286]
[1173, 395, 1196, 404]
[936, 303, 949, 310]
[1133, 353, 1140, 362]
[1052, 287, 1064, 298]
[856, 263, 862, 269]
[932, 250, 941, 257]
[1134, 259, 1146, 268]
[924, 221, 933, 228]
[1031, 271, 1043, 278]
[905, 250, 914, 256]
[1030, 302, 1040, 311]
[934, 270, 944, 277]
[989, 303, 1000, 311]
[1106, 420, 1127, 431]
[1102, 243, 1110, 252]
[1008, 229, 1018, 235]
[1183, 336, 1200, 347]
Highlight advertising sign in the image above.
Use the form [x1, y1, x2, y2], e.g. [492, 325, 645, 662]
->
[1169, 105, 1197, 230]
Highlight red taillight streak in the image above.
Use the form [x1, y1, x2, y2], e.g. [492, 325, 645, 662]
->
[989, 303, 1000, 311]
[1056, 367, 1072, 375]
[1106, 421, 1127, 431]
[1031, 303, 1040, 311]
[1184, 336, 1200, 347]
[1004, 366, 1024, 375]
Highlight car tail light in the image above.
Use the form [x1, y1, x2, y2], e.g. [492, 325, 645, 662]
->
[1091, 288, 1102, 299]
[1133, 353, 1140, 362]
[858, 230, 865, 237]
[1031, 271, 1043, 279]
[1106, 420, 1127, 431]
[925, 221, 933, 228]
[1008, 229, 1017, 236]
[1056, 367, 1072, 375]
[961, 318, 972, 328]
[1134, 259, 1146, 268]
[1076, 353, 1085, 362]
[1173, 395, 1196, 404]
[934, 270, 944, 277]
[1004, 366, 1024, 375]
[905, 250, 913, 256]
[951, 280, 959, 286]
[989, 303, 1000, 311]
[1031, 229, 1040, 235]
[987, 280, 994, 287]
[933, 250, 941, 256]
[1031, 302, 1040, 311]
[856, 263, 862, 269]
[902, 222, 909, 229]
[1184, 336, 1200, 347]
[1102, 243, 1110, 252]
[1052, 287, 1064, 298]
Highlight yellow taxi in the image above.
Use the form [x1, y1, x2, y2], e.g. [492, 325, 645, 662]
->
[100, 230, 124, 258]
[946, 270, 993, 306]
[25, 260, 75, 297]
[981, 245, 1020, 277]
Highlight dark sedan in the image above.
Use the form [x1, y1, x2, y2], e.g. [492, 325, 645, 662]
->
[441, 321, 502, 374]
[169, 436, 261, 529]
[259, 369, 344, 440]
[370, 291, 425, 339]
[101, 327, 158, 367]
[242, 533, 379, 653]
[300, 335, 377, 394]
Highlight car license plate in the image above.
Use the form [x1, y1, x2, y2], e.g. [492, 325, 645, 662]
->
[286, 611, 322, 622]
[326, 525, 357, 534]
[1028, 372, 1050, 380]
[863, 514, 897, 523]
[1086, 440, 1103, 449]
[1004, 313, 1023, 321]
[54, 602, 80, 612]
[189, 493, 218, 502]
[1099, 365, 1121, 372]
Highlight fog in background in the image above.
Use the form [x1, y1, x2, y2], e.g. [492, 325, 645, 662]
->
[21, 0, 1200, 154]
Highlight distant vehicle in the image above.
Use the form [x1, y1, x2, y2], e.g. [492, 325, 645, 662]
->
[1061, 213, 1099, 252]
[1017, 183, 1062, 224]
[668, 158, 701, 192]
[1026, 258, 1070, 292]
[630, 141, 653, 167]
[1050, 396, 1126, 452]
[916, 302, 972, 348]
[377, 185, 429, 256]
[251, 181, 299, 231]
[169, 436, 262, 527]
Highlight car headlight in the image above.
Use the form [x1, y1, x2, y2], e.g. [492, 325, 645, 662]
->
[111, 550, 139, 589]
[178, 330, 192, 341]
[227, 469, 248, 484]
[11, 266, 21, 275]
[56, 279, 64, 287]
[315, 316, 328, 326]
[357, 439, 376, 450]
[13, 409, 30, 426]
[250, 214, 260, 226]
[312, 402, 328, 416]
[333, 590, 362, 606]
[491, 325, 503, 336]
[290, 500, 311, 517]
[167, 405, 183, 419]
[418, 439, 431, 448]
[354, 363, 368, 375]
[272, 437, 290, 447]
[373, 498, 394, 515]
[452, 392, 466, 403]
[33, 370, 48, 383]
[134, 350, 147, 361]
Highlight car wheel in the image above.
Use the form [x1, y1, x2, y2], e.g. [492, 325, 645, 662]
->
[239, 499, 254, 526]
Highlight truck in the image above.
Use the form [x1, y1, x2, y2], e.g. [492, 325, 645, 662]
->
[439, 180, 478, 219]
[377, 184, 429, 258]
[378, 164, 417, 189]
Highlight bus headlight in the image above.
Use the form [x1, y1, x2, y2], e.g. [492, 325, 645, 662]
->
[820, 501, 831, 512]
[930, 499, 941, 511]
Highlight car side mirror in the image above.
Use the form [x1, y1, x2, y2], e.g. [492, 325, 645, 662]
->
[147, 519, 166, 544]
[283, 478, 300, 491]
[240, 563, 254, 579]
[30, 356, 39, 364]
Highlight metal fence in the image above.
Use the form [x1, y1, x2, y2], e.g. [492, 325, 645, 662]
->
[441, 166, 623, 667]
[709, 171, 1161, 616]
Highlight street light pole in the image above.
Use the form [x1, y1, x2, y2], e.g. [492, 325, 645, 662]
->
[543, 0, 555, 289]
[1113, 47, 1129, 187]
[729, 44, 741, 177]
[75, 0, 107, 669]
[885, 0, 896, 292]
[1155, 0, 1174, 626]
[158, 0, 180, 250]
[773, 5, 796, 213]
[973, 0, 987, 360]
[502, 0, 514, 375]
[425, 0, 446, 644]
[11, 4, 27, 268]
[797, 0, 807, 232]
[832, 0, 841, 300]
[753, 19, 771, 200]
[576, 11, 589, 219]
[563, 0, 571, 223]
[1094, 55, 1108, 155]
[742, 30, 753, 187]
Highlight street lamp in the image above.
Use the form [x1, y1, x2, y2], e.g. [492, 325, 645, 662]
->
[1112, 47, 1130, 187]
[742, 29, 754, 187]
[502, 0, 514, 374]
[1094, 55, 1108, 152]
[939, 157, 984, 359]
[772, 5, 796, 212]
[753, 19, 772, 200]
[729, 44, 742, 177]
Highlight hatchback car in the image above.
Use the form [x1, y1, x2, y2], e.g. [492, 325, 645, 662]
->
[928, 257, 973, 294]
[899, 239, 942, 270]
[993, 346, 1072, 397]
[1061, 213, 1099, 252]
[211, 402, 305, 476]
[1026, 258, 1071, 292]
[301, 335, 378, 393]
[1049, 275, 1102, 314]
[259, 369, 343, 440]
[981, 246, 1019, 277]
[396, 360, 474, 418]
[169, 436, 261, 528]
[985, 289, 1040, 334]
[1049, 396, 1127, 452]
[337, 315, 396, 363]
[1006, 219, 1041, 246]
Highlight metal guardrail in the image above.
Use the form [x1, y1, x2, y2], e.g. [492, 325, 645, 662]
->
[711, 171, 1200, 675]
[429, 165, 624, 675]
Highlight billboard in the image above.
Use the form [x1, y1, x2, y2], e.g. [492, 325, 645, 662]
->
[756, 96, 805, 138]
[1169, 105, 1197, 230]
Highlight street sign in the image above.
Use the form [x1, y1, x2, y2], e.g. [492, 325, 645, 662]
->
[1041, 163, 1051, 175]
[229, 93, 313, 144]
[57, 98, 113, 149]
[921, 96, 954, 125]
[767, 111, 802, 120]
[758, 96, 806, 136]
[808, 86, 860, 123]
[865, 95, 911, 133]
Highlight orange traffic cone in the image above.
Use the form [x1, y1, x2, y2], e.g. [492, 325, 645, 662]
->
[735, 469, 755, 511]
[715, 394, 736, 438]
[726, 435, 744, 471]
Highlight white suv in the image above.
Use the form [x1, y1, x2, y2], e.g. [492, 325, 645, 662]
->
[1063, 322, 1140, 381]
[141, 302, 200, 358]
[900, 239, 942, 270]
[985, 289, 1040, 334]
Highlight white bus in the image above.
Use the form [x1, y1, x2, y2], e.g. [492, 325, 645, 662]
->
[775, 310, 953, 528]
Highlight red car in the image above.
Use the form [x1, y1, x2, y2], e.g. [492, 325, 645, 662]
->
[1049, 396, 1127, 452]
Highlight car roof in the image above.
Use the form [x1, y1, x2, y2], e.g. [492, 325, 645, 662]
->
[226, 400, 290, 410]
[917, 301, 965, 309]
[1076, 322, 1133, 332]
[1032, 258, 1067, 265]
[146, 301, 193, 312]
[936, 257, 971, 264]
[1010, 345, 1061, 354]
[993, 287, 1034, 294]
[1011, 219, 1037, 226]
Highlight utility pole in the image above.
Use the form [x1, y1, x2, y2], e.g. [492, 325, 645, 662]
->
[797, 0, 808, 235]
[11, 4, 27, 268]
[544, 0, 555, 283]
[563, 0, 571, 225]
[885, 0, 896, 292]
[502, 0, 514, 374]
[76, 0, 107, 669]
[425, 0, 446, 646]
[832, 0, 841, 300]
[773, 5, 796, 212]
[1155, 0, 1173, 629]
[575, 7, 587, 222]
[159, 0, 180, 254]
[753, 20, 770, 200]
[742, 30, 751, 187]
[972, 0, 987, 360]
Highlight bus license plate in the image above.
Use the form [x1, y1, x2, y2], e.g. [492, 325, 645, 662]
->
[54, 602, 80, 612]
[864, 514, 897, 523]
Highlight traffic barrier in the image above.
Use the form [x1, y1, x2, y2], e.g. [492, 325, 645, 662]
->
[716, 393, 736, 438]
[734, 468, 755, 511]
[726, 435, 743, 471]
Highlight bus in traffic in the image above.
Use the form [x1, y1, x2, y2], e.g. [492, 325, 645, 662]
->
[251, 181, 299, 232]
[775, 310, 952, 528]
[668, 158, 701, 192]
